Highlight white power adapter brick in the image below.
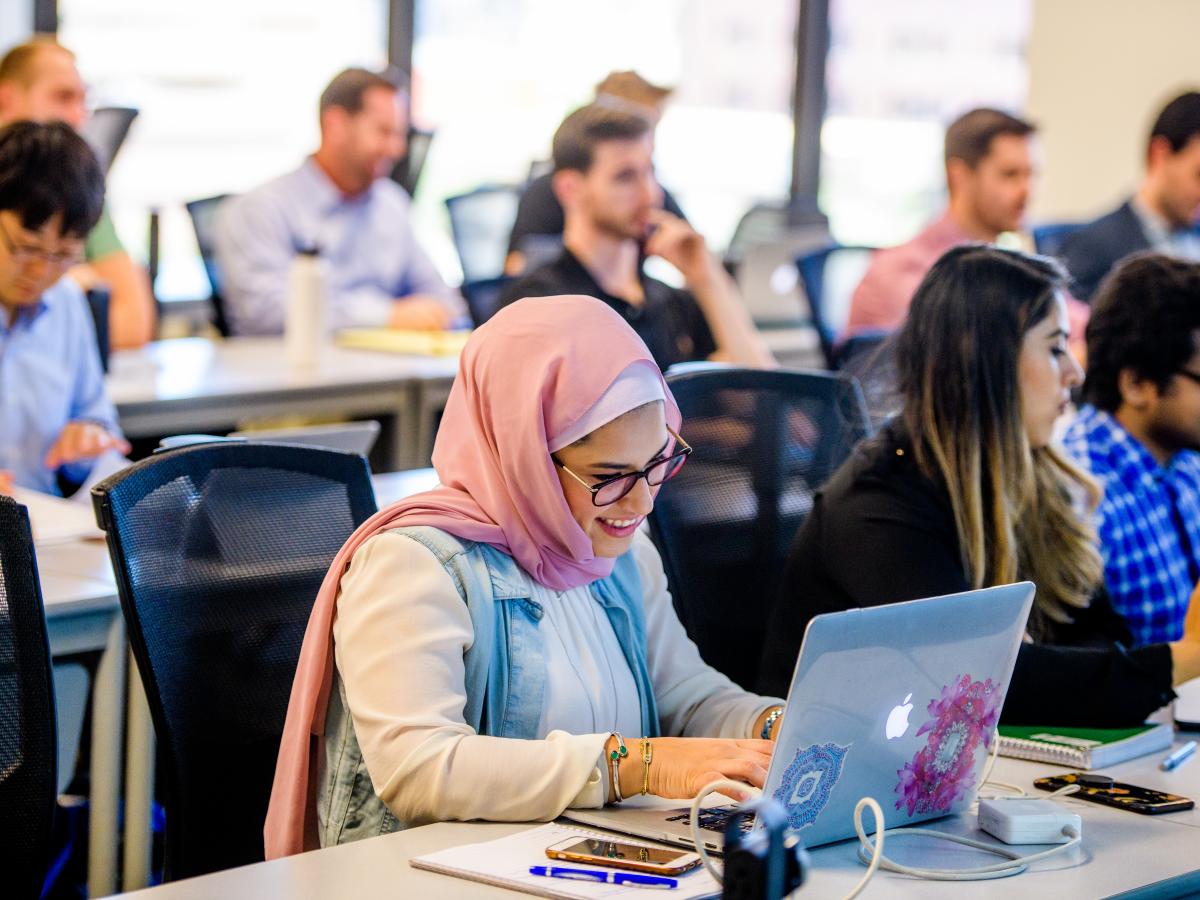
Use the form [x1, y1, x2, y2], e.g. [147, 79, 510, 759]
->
[978, 798, 1082, 845]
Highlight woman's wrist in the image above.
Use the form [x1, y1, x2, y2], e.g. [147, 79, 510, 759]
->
[1170, 640, 1200, 686]
[754, 705, 785, 741]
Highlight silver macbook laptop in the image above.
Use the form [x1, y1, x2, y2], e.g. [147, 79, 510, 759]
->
[565, 583, 1034, 853]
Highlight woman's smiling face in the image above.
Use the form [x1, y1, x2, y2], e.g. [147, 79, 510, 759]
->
[553, 401, 670, 558]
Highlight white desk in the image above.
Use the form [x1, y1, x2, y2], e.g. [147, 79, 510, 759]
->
[39, 540, 130, 900]
[106, 338, 458, 470]
[108, 752, 1200, 899]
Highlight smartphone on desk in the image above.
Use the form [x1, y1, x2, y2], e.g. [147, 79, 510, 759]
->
[546, 837, 702, 876]
[1034, 772, 1194, 814]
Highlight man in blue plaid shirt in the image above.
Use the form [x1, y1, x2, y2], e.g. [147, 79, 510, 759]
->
[1063, 253, 1200, 645]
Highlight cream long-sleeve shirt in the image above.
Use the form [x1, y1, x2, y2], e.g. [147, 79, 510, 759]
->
[331, 528, 781, 826]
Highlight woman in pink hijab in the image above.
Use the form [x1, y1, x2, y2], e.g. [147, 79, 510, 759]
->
[265, 295, 784, 857]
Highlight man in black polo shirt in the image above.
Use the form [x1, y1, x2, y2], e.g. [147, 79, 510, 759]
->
[498, 104, 773, 371]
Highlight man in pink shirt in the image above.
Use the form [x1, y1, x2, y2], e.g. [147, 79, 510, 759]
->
[846, 109, 1036, 337]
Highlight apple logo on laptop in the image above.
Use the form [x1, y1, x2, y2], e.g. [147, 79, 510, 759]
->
[885, 693, 914, 740]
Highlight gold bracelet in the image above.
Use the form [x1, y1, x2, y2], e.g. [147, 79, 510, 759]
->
[640, 737, 653, 796]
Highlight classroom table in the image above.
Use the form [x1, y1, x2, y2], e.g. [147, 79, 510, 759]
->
[33, 469, 441, 897]
[106, 337, 459, 470]
[39, 539, 133, 900]
[107, 750, 1200, 899]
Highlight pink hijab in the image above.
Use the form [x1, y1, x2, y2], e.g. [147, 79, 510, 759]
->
[264, 295, 681, 858]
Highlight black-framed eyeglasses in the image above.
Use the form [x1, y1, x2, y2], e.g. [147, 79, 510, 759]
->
[0, 218, 83, 268]
[1177, 370, 1200, 387]
[555, 426, 692, 507]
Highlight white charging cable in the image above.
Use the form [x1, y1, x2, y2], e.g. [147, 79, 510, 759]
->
[687, 780, 884, 900]
[687, 732, 1084, 896]
[851, 808, 1081, 881]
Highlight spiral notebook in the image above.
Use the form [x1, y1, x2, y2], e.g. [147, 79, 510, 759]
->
[997, 723, 1173, 769]
[410, 822, 720, 899]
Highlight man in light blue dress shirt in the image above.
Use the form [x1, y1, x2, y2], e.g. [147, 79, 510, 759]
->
[0, 121, 128, 496]
[215, 68, 462, 336]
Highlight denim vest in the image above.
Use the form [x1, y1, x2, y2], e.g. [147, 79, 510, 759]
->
[316, 525, 661, 846]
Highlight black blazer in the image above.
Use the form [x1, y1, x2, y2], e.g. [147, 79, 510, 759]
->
[758, 419, 1175, 726]
[1058, 200, 1151, 303]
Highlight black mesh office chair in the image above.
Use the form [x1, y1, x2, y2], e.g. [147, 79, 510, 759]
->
[445, 185, 522, 282]
[0, 497, 59, 900]
[185, 194, 233, 336]
[648, 368, 871, 689]
[91, 443, 377, 880]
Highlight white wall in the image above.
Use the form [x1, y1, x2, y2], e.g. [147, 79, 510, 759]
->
[0, 4, 33, 55]
[1027, 0, 1200, 222]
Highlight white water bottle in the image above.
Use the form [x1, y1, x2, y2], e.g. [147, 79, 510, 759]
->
[286, 246, 324, 368]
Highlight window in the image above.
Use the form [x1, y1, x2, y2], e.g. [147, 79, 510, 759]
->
[59, 0, 388, 301]
[410, 0, 799, 278]
[821, 0, 1032, 247]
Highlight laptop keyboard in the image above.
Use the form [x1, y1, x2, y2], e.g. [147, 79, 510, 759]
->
[665, 806, 754, 834]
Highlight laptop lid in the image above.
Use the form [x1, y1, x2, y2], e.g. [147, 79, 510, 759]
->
[765, 582, 1034, 846]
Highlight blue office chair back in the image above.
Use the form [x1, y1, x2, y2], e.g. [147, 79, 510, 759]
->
[461, 275, 516, 327]
[795, 243, 877, 369]
[0, 497, 58, 900]
[185, 194, 233, 336]
[445, 185, 522, 282]
[91, 443, 376, 880]
[648, 368, 871, 689]
[1032, 222, 1084, 258]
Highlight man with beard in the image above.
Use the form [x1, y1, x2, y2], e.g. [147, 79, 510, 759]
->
[845, 108, 1038, 338]
[216, 67, 461, 335]
[1063, 253, 1200, 645]
[499, 104, 772, 370]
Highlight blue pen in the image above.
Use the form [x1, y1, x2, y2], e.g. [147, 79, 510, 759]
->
[529, 865, 678, 889]
[1161, 740, 1197, 771]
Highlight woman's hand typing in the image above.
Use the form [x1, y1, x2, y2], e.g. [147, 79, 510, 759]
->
[606, 736, 774, 803]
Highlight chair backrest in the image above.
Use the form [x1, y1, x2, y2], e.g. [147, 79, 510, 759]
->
[80, 106, 139, 173]
[85, 286, 111, 373]
[185, 194, 233, 336]
[445, 185, 522, 282]
[648, 368, 871, 689]
[0, 497, 58, 900]
[391, 127, 435, 197]
[91, 443, 377, 880]
[461, 275, 516, 327]
[795, 243, 877, 368]
[725, 201, 789, 265]
[1032, 221, 1085, 258]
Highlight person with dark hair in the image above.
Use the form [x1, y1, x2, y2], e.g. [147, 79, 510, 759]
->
[215, 67, 462, 336]
[846, 108, 1038, 337]
[0, 120, 129, 496]
[0, 37, 156, 349]
[504, 71, 686, 276]
[1060, 92, 1200, 302]
[1062, 254, 1200, 644]
[760, 245, 1200, 726]
[498, 104, 772, 371]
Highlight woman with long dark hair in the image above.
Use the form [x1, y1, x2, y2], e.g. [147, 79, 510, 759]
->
[759, 245, 1200, 725]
